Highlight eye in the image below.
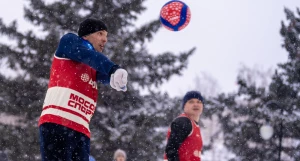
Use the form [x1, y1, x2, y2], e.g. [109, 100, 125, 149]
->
[188, 100, 194, 104]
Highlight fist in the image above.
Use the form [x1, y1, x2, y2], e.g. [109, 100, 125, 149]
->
[110, 69, 128, 91]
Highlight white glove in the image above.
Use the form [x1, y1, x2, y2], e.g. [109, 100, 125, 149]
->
[110, 69, 128, 92]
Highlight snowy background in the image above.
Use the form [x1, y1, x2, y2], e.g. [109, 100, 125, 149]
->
[0, 0, 299, 161]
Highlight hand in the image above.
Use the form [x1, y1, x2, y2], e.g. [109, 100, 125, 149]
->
[110, 69, 128, 91]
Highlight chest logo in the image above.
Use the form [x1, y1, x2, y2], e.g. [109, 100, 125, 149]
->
[81, 73, 97, 89]
[81, 73, 90, 82]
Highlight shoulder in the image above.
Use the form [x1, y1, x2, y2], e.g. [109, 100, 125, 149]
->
[60, 33, 93, 50]
[171, 116, 192, 129]
[60, 33, 81, 42]
[56, 33, 83, 58]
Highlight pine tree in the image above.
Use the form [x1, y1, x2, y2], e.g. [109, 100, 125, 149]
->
[0, 0, 195, 160]
[205, 7, 300, 160]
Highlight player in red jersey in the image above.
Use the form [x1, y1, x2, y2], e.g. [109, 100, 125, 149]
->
[39, 18, 128, 161]
[164, 91, 204, 161]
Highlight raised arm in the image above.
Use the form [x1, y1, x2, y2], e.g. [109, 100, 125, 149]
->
[55, 33, 119, 76]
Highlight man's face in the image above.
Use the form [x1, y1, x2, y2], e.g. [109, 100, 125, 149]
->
[183, 98, 203, 118]
[116, 156, 126, 161]
[83, 30, 108, 52]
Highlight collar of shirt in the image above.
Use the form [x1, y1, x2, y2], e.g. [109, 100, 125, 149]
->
[82, 39, 95, 51]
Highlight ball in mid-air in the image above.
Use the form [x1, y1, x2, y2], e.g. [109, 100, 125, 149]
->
[160, 0, 191, 31]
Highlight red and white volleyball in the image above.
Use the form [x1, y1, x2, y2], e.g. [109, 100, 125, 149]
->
[160, 0, 191, 31]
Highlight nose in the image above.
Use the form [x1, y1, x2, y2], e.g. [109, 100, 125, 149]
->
[103, 36, 107, 44]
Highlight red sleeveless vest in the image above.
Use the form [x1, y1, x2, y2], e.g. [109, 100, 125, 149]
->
[164, 113, 203, 161]
[38, 55, 98, 138]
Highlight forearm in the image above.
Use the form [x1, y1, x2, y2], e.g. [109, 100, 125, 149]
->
[165, 141, 180, 161]
[69, 46, 116, 75]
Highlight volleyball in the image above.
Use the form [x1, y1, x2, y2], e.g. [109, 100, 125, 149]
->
[160, 0, 191, 31]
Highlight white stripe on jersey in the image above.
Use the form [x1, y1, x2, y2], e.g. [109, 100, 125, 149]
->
[43, 86, 96, 121]
[41, 108, 90, 132]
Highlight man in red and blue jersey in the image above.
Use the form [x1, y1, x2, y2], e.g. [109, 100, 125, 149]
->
[39, 18, 128, 161]
[164, 91, 204, 161]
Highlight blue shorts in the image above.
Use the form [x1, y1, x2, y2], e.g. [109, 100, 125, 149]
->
[39, 123, 90, 161]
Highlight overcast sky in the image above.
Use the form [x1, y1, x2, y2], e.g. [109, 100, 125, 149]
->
[0, 0, 299, 97]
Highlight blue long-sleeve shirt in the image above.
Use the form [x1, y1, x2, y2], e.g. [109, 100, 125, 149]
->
[55, 33, 119, 84]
